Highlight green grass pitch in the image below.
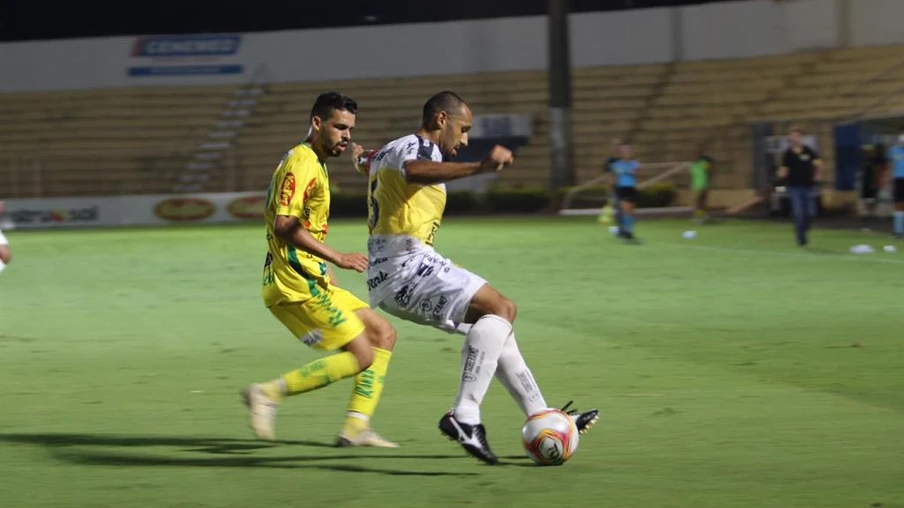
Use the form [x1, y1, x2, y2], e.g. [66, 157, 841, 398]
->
[1, 217, 902, 508]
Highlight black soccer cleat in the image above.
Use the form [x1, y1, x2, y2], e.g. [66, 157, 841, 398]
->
[561, 400, 600, 435]
[439, 412, 499, 465]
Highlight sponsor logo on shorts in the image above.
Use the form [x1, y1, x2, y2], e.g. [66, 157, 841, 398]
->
[431, 296, 448, 322]
[394, 285, 413, 307]
[368, 237, 387, 251]
[415, 262, 435, 278]
[226, 195, 266, 220]
[300, 330, 324, 347]
[367, 271, 388, 290]
[313, 291, 347, 328]
[154, 198, 215, 221]
[462, 345, 479, 382]
[420, 300, 434, 313]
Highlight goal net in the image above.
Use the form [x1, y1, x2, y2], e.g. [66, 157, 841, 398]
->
[558, 161, 692, 216]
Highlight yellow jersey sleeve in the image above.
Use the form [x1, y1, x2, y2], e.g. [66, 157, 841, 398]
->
[275, 157, 322, 221]
[262, 144, 332, 306]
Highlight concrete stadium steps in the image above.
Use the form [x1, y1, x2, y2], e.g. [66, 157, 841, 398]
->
[3, 45, 904, 197]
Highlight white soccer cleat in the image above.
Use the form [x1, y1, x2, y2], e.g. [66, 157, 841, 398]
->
[241, 384, 279, 441]
[336, 428, 400, 448]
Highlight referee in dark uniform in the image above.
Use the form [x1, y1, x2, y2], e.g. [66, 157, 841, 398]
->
[778, 127, 823, 246]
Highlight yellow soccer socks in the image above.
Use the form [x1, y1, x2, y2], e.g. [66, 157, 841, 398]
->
[342, 347, 392, 435]
[262, 351, 361, 402]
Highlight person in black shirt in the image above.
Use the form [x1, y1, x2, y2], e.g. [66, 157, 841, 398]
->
[778, 127, 823, 246]
[859, 144, 885, 218]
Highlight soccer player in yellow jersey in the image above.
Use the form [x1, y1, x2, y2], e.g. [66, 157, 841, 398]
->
[355, 91, 599, 464]
[242, 92, 399, 448]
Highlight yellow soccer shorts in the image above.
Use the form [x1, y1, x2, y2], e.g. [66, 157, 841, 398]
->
[269, 286, 368, 351]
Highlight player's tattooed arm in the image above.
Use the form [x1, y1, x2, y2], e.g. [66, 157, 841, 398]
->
[404, 145, 514, 185]
[273, 215, 368, 273]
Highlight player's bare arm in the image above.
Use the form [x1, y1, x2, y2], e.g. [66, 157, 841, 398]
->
[404, 145, 513, 185]
[273, 215, 367, 272]
[351, 143, 374, 175]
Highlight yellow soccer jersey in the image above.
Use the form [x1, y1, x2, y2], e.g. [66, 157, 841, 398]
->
[367, 134, 446, 246]
[262, 143, 332, 306]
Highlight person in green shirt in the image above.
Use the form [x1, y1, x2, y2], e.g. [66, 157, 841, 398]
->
[690, 149, 714, 223]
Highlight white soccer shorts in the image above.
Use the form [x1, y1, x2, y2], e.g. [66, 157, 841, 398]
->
[376, 251, 487, 333]
[0, 230, 8, 246]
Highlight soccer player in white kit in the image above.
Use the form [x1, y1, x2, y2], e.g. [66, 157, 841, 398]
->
[354, 91, 598, 464]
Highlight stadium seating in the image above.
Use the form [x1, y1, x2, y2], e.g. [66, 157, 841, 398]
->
[2, 44, 904, 198]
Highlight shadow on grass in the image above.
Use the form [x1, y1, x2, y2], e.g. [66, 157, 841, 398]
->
[0, 433, 494, 476]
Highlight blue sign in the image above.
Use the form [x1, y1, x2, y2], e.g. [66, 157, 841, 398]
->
[833, 123, 861, 191]
[131, 35, 241, 58]
[127, 65, 244, 77]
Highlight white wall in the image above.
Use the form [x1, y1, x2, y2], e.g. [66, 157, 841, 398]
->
[0, 11, 672, 93]
[850, 0, 904, 46]
[786, 0, 840, 52]
[679, 0, 838, 61]
[570, 8, 672, 66]
[0, 0, 901, 93]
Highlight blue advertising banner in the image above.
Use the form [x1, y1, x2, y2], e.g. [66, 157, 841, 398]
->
[833, 123, 861, 191]
[127, 34, 244, 77]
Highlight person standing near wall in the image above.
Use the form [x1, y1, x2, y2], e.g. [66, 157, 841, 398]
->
[858, 144, 884, 219]
[599, 137, 623, 227]
[689, 146, 714, 223]
[777, 127, 823, 247]
[610, 142, 642, 241]
[886, 131, 904, 239]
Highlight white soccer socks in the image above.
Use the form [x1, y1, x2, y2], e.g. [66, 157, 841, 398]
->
[495, 333, 548, 417]
[452, 314, 511, 425]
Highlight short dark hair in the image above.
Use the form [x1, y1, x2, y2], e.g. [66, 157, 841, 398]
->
[310, 92, 357, 121]
[422, 91, 467, 126]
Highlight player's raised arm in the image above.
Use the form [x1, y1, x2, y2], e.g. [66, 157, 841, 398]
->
[351, 143, 376, 175]
[404, 145, 512, 185]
